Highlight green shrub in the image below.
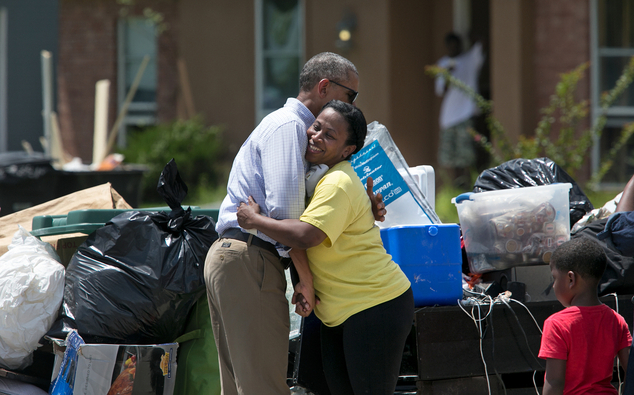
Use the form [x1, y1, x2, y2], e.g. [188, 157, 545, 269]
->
[120, 116, 225, 204]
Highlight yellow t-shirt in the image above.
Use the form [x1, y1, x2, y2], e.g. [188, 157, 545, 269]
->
[300, 161, 411, 327]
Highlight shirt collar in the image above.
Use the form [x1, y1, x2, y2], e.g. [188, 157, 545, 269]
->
[285, 97, 315, 125]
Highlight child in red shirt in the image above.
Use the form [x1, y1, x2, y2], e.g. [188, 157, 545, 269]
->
[539, 237, 631, 395]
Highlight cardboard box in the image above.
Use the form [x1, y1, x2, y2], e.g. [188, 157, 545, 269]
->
[380, 224, 463, 306]
[50, 331, 178, 395]
[45, 234, 89, 267]
[453, 183, 572, 273]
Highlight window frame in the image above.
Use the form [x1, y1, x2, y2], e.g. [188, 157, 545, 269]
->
[116, 17, 158, 147]
[590, 0, 634, 187]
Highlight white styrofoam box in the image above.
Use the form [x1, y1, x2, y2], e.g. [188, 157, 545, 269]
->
[410, 165, 435, 210]
[396, 165, 435, 210]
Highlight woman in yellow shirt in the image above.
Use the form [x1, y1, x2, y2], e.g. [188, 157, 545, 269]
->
[236, 100, 414, 395]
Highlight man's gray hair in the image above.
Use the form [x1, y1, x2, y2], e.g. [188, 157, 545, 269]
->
[299, 52, 358, 92]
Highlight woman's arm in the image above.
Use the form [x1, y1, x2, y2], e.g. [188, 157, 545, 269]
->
[238, 198, 321, 315]
[237, 196, 327, 250]
[289, 248, 317, 317]
[542, 359, 566, 395]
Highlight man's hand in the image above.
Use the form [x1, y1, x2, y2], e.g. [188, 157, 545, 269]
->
[236, 196, 260, 229]
[367, 177, 387, 222]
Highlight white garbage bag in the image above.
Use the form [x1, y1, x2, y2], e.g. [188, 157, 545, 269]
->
[0, 226, 65, 370]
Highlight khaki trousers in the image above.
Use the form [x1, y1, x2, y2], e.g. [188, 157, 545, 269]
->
[204, 236, 290, 395]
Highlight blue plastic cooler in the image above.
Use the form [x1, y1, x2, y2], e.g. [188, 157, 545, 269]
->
[380, 224, 462, 306]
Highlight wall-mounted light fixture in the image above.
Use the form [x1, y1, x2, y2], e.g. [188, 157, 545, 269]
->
[336, 10, 357, 51]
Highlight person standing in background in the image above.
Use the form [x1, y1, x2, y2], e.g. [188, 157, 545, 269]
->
[435, 32, 484, 187]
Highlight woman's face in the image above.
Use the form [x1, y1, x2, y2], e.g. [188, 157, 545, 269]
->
[305, 107, 357, 168]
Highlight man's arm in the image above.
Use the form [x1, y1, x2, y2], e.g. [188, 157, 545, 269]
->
[616, 174, 634, 212]
[435, 69, 447, 97]
[237, 196, 326, 250]
[542, 358, 566, 395]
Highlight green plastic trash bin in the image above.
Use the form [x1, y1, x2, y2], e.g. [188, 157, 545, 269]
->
[174, 295, 221, 395]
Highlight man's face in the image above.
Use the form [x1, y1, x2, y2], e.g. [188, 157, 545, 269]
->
[327, 73, 359, 105]
[446, 39, 462, 58]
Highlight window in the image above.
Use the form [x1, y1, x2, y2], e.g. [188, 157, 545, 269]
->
[255, 0, 304, 122]
[591, 0, 634, 185]
[117, 17, 158, 147]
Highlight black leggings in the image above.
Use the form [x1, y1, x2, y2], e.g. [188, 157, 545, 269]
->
[320, 288, 414, 395]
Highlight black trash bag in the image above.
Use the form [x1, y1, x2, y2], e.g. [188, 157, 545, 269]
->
[47, 159, 218, 344]
[572, 218, 634, 296]
[473, 157, 594, 227]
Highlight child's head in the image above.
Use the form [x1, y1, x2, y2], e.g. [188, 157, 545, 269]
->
[550, 237, 606, 306]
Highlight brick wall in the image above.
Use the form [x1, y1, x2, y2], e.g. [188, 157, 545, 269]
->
[58, 0, 179, 162]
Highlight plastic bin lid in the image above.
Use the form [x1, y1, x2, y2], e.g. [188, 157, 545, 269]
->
[451, 183, 572, 205]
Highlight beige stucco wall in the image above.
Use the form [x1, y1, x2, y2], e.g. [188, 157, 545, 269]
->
[389, 1, 453, 168]
[490, 0, 535, 143]
[178, 0, 256, 154]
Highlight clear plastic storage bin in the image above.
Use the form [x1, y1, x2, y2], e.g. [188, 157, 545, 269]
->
[452, 183, 572, 273]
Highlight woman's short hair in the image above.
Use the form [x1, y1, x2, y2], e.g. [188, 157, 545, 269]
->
[322, 100, 367, 159]
[300, 52, 358, 92]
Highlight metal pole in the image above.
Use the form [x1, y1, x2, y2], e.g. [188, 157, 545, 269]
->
[41, 50, 53, 157]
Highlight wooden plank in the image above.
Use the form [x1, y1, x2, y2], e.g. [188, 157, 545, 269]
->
[92, 79, 110, 167]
